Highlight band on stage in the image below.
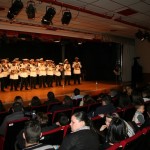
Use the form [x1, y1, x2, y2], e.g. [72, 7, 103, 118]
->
[0, 57, 82, 92]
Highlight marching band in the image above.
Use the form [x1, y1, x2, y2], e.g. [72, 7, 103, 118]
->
[0, 57, 82, 92]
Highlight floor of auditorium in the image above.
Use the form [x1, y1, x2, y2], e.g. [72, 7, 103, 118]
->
[0, 80, 121, 108]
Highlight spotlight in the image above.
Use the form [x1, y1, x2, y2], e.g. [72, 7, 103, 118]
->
[7, 0, 23, 20]
[61, 10, 72, 25]
[26, 1, 36, 19]
[135, 30, 144, 41]
[41, 6, 56, 25]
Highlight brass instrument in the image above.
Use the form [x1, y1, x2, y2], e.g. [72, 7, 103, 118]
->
[75, 63, 80, 70]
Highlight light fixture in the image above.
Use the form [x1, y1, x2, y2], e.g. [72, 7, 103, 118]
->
[7, 0, 23, 20]
[41, 6, 56, 25]
[61, 10, 72, 25]
[135, 30, 150, 42]
[26, 0, 36, 19]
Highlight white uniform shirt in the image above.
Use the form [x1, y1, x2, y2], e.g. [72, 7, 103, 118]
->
[55, 65, 61, 76]
[0, 64, 3, 78]
[30, 64, 37, 77]
[72, 61, 82, 74]
[46, 64, 54, 76]
[38, 64, 46, 76]
[64, 63, 71, 76]
[9, 65, 19, 79]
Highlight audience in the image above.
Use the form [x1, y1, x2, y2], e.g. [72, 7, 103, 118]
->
[71, 88, 83, 100]
[0, 100, 5, 112]
[22, 120, 55, 150]
[0, 102, 24, 135]
[80, 94, 96, 106]
[101, 117, 128, 149]
[50, 95, 73, 112]
[132, 102, 145, 127]
[94, 95, 115, 116]
[29, 96, 42, 107]
[142, 104, 150, 127]
[44, 91, 59, 105]
[59, 111, 100, 150]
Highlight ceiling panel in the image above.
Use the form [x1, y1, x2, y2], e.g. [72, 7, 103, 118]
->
[111, 0, 140, 6]
[92, 0, 123, 11]
[79, 0, 99, 3]
[129, 1, 150, 12]
[85, 4, 107, 13]
[57, 0, 86, 7]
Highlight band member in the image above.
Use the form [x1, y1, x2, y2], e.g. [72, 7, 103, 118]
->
[55, 63, 63, 86]
[38, 59, 47, 88]
[0, 62, 5, 92]
[64, 59, 71, 85]
[9, 60, 19, 91]
[46, 60, 54, 87]
[19, 59, 29, 90]
[113, 64, 121, 84]
[72, 57, 82, 84]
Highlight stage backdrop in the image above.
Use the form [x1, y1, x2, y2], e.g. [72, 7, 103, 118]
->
[0, 39, 121, 81]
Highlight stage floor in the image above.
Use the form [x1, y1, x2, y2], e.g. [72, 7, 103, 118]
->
[0, 80, 121, 106]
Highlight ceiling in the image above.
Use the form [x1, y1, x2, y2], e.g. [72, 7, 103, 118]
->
[0, 0, 150, 41]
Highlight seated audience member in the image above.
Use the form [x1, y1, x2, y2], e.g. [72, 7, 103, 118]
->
[94, 95, 115, 116]
[50, 95, 73, 112]
[132, 102, 145, 127]
[99, 113, 134, 144]
[9, 96, 24, 113]
[44, 92, 59, 105]
[142, 104, 150, 128]
[22, 120, 55, 150]
[118, 92, 132, 108]
[131, 90, 144, 104]
[59, 111, 100, 150]
[142, 89, 150, 102]
[101, 117, 128, 149]
[29, 96, 41, 107]
[80, 95, 96, 106]
[71, 88, 83, 100]
[0, 102, 24, 135]
[0, 100, 5, 112]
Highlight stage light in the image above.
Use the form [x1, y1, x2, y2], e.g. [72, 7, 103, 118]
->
[7, 0, 23, 20]
[26, 1, 36, 19]
[135, 30, 144, 41]
[61, 10, 72, 25]
[41, 6, 56, 25]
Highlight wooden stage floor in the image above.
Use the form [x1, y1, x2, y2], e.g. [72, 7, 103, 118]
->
[0, 80, 121, 107]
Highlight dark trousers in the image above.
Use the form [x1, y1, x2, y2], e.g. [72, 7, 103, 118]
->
[10, 79, 18, 91]
[39, 75, 46, 88]
[47, 75, 53, 87]
[74, 74, 80, 84]
[0, 77, 4, 91]
[55, 76, 62, 86]
[30, 76, 36, 89]
[64, 75, 71, 85]
[20, 77, 28, 90]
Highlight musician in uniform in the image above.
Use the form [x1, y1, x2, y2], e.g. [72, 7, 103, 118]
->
[38, 58, 47, 88]
[55, 63, 63, 86]
[29, 59, 37, 89]
[64, 59, 71, 85]
[72, 57, 82, 84]
[19, 59, 29, 90]
[46, 60, 54, 87]
[9, 60, 19, 91]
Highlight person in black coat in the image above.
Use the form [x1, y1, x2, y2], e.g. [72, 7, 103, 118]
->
[94, 95, 115, 116]
[59, 111, 100, 150]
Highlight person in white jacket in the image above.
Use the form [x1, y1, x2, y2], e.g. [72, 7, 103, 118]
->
[64, 59, 71, 85]
[72, 57, 82, 84]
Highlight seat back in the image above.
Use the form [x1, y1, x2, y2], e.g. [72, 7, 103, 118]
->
[47, 102, 62, 112]
[91, 116, 105, 130]
[3, 117, 29, 150]
[52, 109, 72, 123]
[0, 111, 9, 126]
[72, 98, 82, 106]
[120, 130, 144, 150]
[123, 106, 135, 121]
[88, 103, 101, 113]
[30, 104, 48, 113]
[72, 105, 88, 114]
[40, 126, 65, 145]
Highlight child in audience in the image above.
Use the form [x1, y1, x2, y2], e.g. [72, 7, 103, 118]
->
[132, 103, 145, 127]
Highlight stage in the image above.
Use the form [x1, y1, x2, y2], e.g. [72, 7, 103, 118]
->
[0, 80, 121, 108]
